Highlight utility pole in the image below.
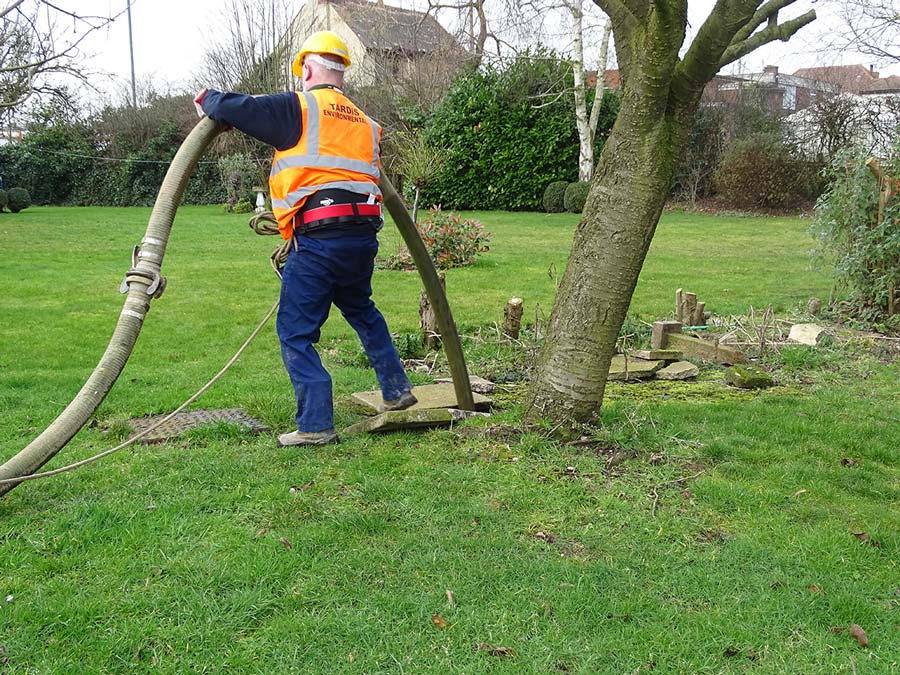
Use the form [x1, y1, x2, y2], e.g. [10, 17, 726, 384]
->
[127, 0, 137, 107]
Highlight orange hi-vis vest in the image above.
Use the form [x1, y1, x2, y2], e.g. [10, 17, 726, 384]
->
[270, 88, 382, 239]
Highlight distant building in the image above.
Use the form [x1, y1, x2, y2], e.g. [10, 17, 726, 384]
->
[703, 66, 839, 114]
[287, 0, 467, 89]
[593, 66, 838, 114]
[0, 127, 26, 145]
[793, 64, 900, 95]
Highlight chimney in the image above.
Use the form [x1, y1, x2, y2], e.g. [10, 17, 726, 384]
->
[763, 65, 779, 75]
[870, 64, 880, 79]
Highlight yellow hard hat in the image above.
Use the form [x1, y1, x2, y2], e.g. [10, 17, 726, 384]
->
[292, 31, 351, 77]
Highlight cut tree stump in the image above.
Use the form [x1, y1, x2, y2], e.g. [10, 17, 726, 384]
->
[503, 297, 524, 339]
[675, 288, 709, 326]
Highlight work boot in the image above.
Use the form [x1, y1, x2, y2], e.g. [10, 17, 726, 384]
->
[277, 428, 339, 447]
[379, 391, 418, 413]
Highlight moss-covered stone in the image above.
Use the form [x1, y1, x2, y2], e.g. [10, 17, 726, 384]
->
[724, 365, 774, 389]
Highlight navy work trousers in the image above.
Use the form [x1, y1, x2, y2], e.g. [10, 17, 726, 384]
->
[276, 233, 412, 432]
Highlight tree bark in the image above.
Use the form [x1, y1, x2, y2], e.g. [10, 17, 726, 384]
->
[526, 93, 691, 424]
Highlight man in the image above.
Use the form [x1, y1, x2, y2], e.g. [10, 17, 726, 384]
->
[196, 30, 416, 447]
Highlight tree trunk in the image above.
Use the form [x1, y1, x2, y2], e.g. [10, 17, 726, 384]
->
[524, 0, 815, 428]
[526, 97, 689, 425]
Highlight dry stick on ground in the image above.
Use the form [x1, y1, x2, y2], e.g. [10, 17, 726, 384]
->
[650, 470, 706, 518]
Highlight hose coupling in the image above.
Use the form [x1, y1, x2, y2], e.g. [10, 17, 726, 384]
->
[119, 268, 167, 298]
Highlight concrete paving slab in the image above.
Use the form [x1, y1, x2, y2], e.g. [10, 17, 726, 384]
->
[351, 383, 492, 415]
[343, 408, 489, 435]
[607, 355, 664, 381]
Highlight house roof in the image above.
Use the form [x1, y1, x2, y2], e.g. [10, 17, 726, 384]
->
[330, 0, 462, 55]
[792, 64, 881, 94]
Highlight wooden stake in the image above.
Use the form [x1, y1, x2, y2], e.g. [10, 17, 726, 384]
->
[419, 273, 446, 350]
[683, 292, 697, 326]
[503, 297, 524, 339]
[692, 301, 706, 326]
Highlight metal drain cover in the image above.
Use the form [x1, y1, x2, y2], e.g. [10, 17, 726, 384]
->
[128, 408, 270, 443]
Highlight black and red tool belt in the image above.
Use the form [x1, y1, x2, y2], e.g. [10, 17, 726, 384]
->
[300, 202, 380, 226]
[294, 199, 383, 238]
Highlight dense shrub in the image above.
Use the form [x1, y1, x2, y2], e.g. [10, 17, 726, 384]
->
[218, 153, 260, 210]
[672, 107, 725, 203]
[0, 189, 7, 211]
[382, 207, 491, 270]
[813, 145, 900, 324]
[564, 181, 591, 213]
[1, 95, 226, 206]
[425, 49, 618, 210]
[713, 133, 822, 209]
[0, 122, 96, 205]
[542, 181, 569, 213]
[7, 187, 31, 212]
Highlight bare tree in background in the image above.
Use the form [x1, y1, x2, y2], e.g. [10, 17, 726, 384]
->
[787, 93, 900, 159]
[0, 1, 115, 120]
[838, 0, 900, 65]
[194, 0, 300, 94]
[569, 0, 612, 181]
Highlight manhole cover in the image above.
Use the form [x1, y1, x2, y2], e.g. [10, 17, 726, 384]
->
[128, 408, 270, 443]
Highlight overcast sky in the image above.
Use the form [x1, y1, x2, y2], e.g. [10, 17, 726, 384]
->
[75, 0, 897, 101]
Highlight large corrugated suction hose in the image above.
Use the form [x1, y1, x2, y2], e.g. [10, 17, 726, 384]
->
[0, 117, 473, 498]
[0, 118, 226, 497]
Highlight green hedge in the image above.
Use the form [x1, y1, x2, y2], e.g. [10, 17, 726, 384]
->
[0, 189, 7, 212]
[424, 50, 618, 211]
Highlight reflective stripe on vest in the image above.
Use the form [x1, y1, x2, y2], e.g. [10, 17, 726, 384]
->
[269, 89, 382, 239]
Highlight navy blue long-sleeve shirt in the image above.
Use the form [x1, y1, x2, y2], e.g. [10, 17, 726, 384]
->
[200, 89, 302, 151]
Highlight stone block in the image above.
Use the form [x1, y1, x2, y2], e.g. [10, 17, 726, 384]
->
[666, 333, 747, 365]
[435, 375, 496, 394]
[626, 349, 683, 362]
[656, 361, 700, 380]
[651, 321, 683, 349]
[788, 323, 827, 346]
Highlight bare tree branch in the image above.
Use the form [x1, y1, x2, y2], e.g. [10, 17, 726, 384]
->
[731, 0, 797, 45]
[834, 0, 900, 65]
[0, 1, 117, 119]
[720, 8, 815, 67]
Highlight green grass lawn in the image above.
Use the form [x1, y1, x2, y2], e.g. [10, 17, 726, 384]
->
[0, 206, 897, 674]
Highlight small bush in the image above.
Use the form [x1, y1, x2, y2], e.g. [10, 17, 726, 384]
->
[232, 199, 254, 214]
[564, 181, 590, 213]
[7, 187, 31, 213]
[383, 207, 491, 270]
[0, 189, 7, 212]
[542, 181, 569, 213]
